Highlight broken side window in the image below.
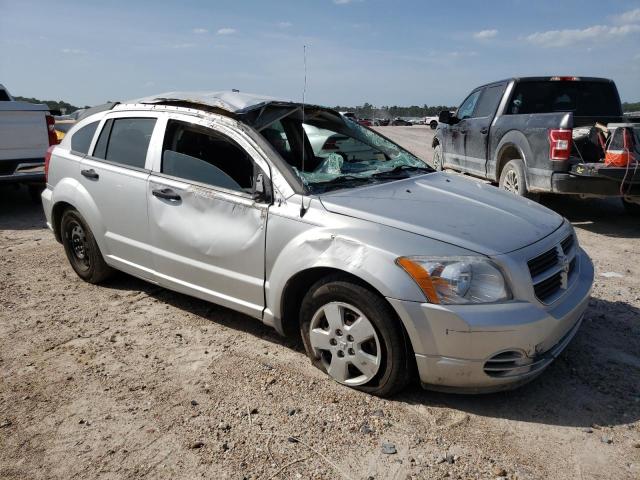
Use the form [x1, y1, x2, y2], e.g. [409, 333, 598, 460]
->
[161, 120, 254, 193]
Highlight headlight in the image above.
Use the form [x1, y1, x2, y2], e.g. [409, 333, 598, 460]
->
[396, 256, 511, 304]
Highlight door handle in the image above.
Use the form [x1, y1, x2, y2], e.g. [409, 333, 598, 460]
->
[480, 128, 489, 135]
[81, 168, 99, 180]
[152, 188, 181, 201]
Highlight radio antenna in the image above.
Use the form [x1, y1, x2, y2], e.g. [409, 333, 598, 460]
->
[300, 44, 310, 218]
[301, 44, 307, 175]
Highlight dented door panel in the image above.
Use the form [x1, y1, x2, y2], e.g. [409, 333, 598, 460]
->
[148, 175, 267, 318]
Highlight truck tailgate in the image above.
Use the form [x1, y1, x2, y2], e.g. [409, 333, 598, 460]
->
[0, 103, 49, 161]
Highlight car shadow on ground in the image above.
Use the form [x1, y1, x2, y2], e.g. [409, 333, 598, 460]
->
[101, 272, 639, 429]
[0, 185, 47, 231]
[540, 195, 640, 238]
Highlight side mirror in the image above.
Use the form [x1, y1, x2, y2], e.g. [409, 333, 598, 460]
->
[438, 110, 452, 124]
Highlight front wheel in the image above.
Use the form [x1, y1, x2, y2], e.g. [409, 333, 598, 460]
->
[432, 144, 444, 171]
[61, 209, 114, 284]
[430, 121, 438, 130]
[299, 275, 411, 397]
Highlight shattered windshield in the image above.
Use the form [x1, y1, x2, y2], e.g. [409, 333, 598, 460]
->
[259, 111, 432, 193]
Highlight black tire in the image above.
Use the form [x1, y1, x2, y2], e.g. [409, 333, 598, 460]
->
[499, 159, 538, 200]
[299, 275, 411, 397]
[430, 121, 438, 130]
[432, 144, 444, 171]
[61, 209, 113, 284]
[622, 198, 640, 216]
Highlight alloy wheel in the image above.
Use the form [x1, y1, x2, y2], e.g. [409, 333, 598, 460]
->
[308, 302, 381, 386]
[503, 169, 519, 194]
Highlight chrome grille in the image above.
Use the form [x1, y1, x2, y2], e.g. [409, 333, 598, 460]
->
[528, 234, 577, 303]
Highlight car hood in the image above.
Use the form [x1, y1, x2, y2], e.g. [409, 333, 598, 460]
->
[319, 173, 564, 256]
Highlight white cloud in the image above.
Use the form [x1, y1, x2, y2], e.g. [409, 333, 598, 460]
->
[277, 21, 292, 28]
[61, 48, 86, 54]
[526, 24, 640, 47]
[171, 42, 196, 49]
[333, 0, 363, 4]
[217, 28, 236, 35]
[611, 8, 640, 24]
[193, 28, 208, 34]
[473, 29, 498, 40]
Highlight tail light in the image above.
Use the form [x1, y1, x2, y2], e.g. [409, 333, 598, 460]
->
[549, 129, 572, 161]
[44, 145, 55, 182]
[46, 114, 59, 146]
[550, 76, 580, 81]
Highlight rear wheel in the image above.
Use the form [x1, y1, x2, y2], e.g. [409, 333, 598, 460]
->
[61, 209, 113, 284]
[499, 159, 537, 200]
[432, 144, 444, 171]
[622, 198, 640, 216]
[300, 275, 411, 397]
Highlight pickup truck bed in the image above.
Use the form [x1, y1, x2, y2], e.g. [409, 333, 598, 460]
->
[0, 84, 54, 185]
[433, 76, 639, 209]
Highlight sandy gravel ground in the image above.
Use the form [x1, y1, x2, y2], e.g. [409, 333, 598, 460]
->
[1, 127, 639, 479]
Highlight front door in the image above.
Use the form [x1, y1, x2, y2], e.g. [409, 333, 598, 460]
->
[462, 84, 505, 175]
[147, 116, 271, 319]
[446, 90, 481, 169]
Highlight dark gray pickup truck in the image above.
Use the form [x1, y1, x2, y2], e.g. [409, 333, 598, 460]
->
[432, 76, 639, 213]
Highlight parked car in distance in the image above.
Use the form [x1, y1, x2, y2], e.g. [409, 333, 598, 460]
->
[391, 118, 412, 126]
[43, 90, 593, 396]
[424, 116, 439, 130]
[433, 76, 639, 213]
[0, 83, 58, 198]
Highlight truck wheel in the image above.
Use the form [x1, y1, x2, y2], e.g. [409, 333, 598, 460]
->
[27, 184, 45, 204]
[621, 198, 640, 216]
[61, 209, 114, 284]
[430, 121, 438, 130]
[299, 275, 411, 397]
[499, 159, 535, 199]
[432, 144, 444, 171]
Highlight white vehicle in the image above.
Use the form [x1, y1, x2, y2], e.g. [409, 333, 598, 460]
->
[424, 116, 439, 130]
[303, 124, 375, 161]
[0, 84, 58, 193]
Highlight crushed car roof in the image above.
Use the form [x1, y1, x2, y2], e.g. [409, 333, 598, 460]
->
[130, 90, 298, 114]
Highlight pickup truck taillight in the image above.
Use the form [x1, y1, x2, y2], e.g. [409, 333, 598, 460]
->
[549, 129, 572, 161]
[46, 114, 59, 146]
[44, 145, 55, 182]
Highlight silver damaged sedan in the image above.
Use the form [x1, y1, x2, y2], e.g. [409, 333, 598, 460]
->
[42, 91, 594, 396]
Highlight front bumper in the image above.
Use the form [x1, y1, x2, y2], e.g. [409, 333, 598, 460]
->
[387, 246, 594, 394]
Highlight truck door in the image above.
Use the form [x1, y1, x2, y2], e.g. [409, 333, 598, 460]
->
[463, 84, 505, 176]
[447, 90, 481, 170]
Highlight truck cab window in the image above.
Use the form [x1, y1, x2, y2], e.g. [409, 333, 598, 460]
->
[457, 91, 481, 119]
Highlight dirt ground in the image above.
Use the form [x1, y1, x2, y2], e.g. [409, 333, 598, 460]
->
[1, 126, 639, 479]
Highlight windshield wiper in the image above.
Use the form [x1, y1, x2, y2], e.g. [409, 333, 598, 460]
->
[372, 165, 433, 179]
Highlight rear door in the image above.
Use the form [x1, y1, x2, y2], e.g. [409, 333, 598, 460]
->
[446, 90, 481, 169]
[80, 112, 161, 280]
[462, 83, 506, 176]
[147, 114, 271, 319]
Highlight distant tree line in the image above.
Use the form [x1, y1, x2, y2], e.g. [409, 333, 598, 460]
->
[11, 95, 640, 116]
[332, 102, 457, 119]
[13, 96, 89, 114]
[622, 101, 640, 112]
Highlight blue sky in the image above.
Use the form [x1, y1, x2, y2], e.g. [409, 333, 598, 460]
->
[1, 0, 639, 107]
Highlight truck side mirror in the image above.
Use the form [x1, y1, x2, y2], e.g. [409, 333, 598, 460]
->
[438, 110, 452, 124]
